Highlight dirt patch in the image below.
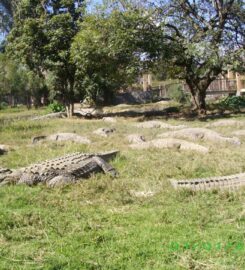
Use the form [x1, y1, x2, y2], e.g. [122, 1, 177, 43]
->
[31, 112, 67, 120]
[130, 190, 156, 198]
[103, 117, 117, 123]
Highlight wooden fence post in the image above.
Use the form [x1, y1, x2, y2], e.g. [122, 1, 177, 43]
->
[236, 73, 242, 96]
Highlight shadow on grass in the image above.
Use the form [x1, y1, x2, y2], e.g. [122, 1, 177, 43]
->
[75, 105, 245, 122]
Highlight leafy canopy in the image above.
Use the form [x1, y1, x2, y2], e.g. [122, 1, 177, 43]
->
[150, 0, 245, 111]
[72, 9, 159, 104]
[6, 0, 85, 115]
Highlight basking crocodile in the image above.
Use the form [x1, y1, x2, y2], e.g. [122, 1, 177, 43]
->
[171, 173, 245, 191]
[0, 151, 119, 187]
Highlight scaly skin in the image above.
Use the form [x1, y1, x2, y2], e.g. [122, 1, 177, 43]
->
[171, 173, 245, 191]
[0, 151, 119, 187]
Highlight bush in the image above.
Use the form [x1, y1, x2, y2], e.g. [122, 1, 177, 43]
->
[48, 101, 65, 113]
[219, 96, 245, 109]
[0, 102, 8, 110]
[168, 84, 190, 104]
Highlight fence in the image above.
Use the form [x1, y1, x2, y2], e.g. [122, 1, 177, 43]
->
[182, 79, 237, 95]
[151, 78, 239, 99]
[152, 82, 182, 98]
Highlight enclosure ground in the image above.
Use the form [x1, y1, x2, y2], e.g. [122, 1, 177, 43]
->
[0, 106, 245, 269]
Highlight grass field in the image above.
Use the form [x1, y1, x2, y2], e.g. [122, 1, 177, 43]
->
[1, 105, 245, 269]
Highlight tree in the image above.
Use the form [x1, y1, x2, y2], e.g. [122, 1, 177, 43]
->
[71, 8, 161, 105]
[0, 54, 8, 101]
[153, 0, 245, 113]
[0, 53, 46, 108]
[0, 54, 22, 106]
[102, 0, 150, 10]
[0, 0, 16, 15]
[71, 12, 137, 104]
[6, 0, 85, 117]
[0, 0, 19, 33]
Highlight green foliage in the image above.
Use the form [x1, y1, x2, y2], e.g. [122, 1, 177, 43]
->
[0, 101, 8, 109]
[0, 53, 46, 107]
[72, 10, 158, 105]
[3, 0, 244, 113]
[48, 101, 65, 113]
[6, 0, 85, 116]
[168, 84, 190, 104]
[0, 53, 25, 104]
[0, 54, 15, 92]
[150, 0, 245, 110]
[219, 96, 245, 109]
[0, 0, 16, 33]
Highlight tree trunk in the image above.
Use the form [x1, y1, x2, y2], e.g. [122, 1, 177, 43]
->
[65, 79, 75, 118]
[10, 94, 15, 107]
[197, 90, 206, 114]
[65, 102, 74, 118]
[26, 93, 31, 110]
[103, 90, 114, 106]
[186, 80, 207, 114]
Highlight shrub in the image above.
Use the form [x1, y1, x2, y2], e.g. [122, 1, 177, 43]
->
[168, 84, 190, 104]
[0, 102, 8, 110]
[219, 96, 245, 109]
[48, 101, 65, 113]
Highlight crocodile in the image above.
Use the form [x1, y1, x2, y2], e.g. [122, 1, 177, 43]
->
[170, 173, 245, 191]
[0, 151, 119, 187]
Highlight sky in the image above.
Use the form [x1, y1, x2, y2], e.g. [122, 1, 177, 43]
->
[87, 0, 104, 13]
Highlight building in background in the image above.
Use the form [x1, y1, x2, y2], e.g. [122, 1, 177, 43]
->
[227, 71, 245, 96]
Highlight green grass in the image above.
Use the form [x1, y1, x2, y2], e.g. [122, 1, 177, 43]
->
[1, 107, 245, 269]
[0, 105, 48, 118]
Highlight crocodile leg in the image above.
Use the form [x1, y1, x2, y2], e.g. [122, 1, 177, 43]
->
[92, 156, 118, 177]
[47, 157, 118, 187]
[47, 175, 76, 187]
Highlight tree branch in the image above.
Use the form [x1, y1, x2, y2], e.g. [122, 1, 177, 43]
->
[165, 23, 184, 38]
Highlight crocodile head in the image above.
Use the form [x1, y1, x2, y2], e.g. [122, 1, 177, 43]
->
[96, 150, 119, 161]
